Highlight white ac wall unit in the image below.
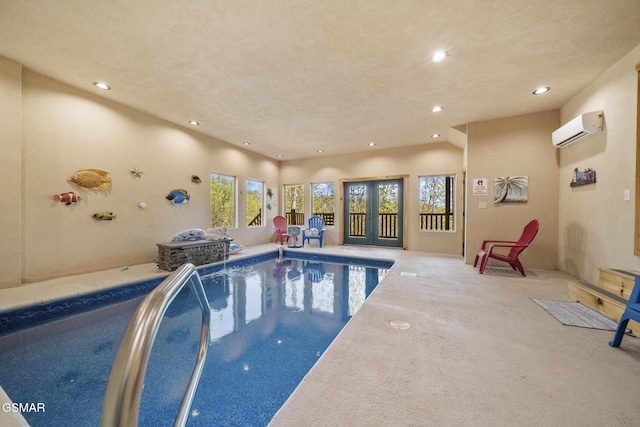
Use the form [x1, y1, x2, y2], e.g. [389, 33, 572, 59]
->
[552, 110, 603, 148]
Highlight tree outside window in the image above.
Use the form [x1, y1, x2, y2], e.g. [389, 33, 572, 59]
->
[284, 184, 304, 225]
[246, 180, 264, 227]
[210, 173, 236, 228]
[419, 175, 455, 231]
[311, 182, 335, 225]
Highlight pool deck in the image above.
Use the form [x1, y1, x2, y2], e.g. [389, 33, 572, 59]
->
[2, 244, 640, 426]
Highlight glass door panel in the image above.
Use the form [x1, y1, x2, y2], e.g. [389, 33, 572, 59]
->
[344, 183, 372, 245]
[343, 179, 403, 248]
[373, 180, 402, 247]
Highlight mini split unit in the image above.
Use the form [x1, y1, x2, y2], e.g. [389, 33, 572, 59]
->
[552, 110, 604, 148]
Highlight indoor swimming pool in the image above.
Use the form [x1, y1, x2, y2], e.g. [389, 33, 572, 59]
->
[0, 251, 393, 426]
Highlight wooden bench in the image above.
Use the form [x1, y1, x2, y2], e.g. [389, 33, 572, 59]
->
[567, 268, 640, 336]
[610, 276, 640, 347]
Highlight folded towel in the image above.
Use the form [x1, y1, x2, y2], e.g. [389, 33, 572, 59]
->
[204, 227, 231, 241]
[170, 228, 205, 242]
[307, 227, 319, 236]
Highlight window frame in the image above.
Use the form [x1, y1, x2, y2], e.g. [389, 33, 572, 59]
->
[210, 172, 237, 229]
[418, 174, 455, 232]
[311, 182, 336, 226]
[283, 183, 305, 225]
[245, 179, 264, 228]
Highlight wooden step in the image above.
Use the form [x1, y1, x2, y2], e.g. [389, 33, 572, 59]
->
[567, 280, 640, 336]
[597, 268, 640, 300]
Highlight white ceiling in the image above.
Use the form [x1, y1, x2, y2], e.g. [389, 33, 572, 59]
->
[2, 0, 640, 160]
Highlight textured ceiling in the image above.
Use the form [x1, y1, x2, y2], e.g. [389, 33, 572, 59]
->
[2, 0, 640, 160]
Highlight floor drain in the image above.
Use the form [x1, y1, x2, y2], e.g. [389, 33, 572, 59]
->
[388, 320, 410, 329]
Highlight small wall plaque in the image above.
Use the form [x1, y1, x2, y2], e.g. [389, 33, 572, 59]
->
[570, 168, 596, 187]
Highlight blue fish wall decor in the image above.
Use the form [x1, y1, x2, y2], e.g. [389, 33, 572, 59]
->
[166, 189, 190, 204]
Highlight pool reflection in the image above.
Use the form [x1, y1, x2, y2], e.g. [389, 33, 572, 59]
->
[200, 259, 386, 345]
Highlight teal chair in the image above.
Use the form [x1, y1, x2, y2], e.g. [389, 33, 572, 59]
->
[302, 216, 325, 248]
[609, 276, 640, 347]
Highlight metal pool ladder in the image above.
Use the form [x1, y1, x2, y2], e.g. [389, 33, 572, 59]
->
[100, 263, 211, 427]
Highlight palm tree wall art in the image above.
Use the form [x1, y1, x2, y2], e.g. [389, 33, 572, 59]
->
[494, 176, 528, 203]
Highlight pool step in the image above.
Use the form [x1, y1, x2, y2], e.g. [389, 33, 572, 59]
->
[567, 268, 640, 336]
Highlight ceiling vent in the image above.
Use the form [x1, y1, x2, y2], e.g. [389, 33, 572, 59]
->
[552, 111, 603, 148]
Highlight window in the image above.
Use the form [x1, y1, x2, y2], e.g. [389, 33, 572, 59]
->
[419, 175, 455, 231]
[284, 184, 304, 225]
[245, 179, 263, 227]
[311, 182, 335, 226]
[210, 173, 236, 228]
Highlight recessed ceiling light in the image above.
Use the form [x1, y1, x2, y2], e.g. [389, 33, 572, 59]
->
[532, 86, 550, 95]
[431, 133, 440, 138]
[317, 149, 324, 153]
[432, 106, 443, 113]
[431, 51, 448, 62]
[277, 155, 283, 158]
[93, 82, 111, 90]
[243, 142, 251, 146]
[188, 120, 199, 126]
[368, 142, 375, 147]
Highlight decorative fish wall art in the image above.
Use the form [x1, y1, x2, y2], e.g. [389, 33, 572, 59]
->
[166, 189, 190, 205]
[54, 191, 81, 205]
[92, 211, 117, 220]
[69, 169, 112, 191]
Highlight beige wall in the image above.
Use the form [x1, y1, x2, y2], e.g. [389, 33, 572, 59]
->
[558, 44, 640, 284]
[0, 56, 22, 288]
[465, 110, 560, 270]
[280, 143, 464, 254]
[4, 43, 640, 288]
[11, 69, 280, 283]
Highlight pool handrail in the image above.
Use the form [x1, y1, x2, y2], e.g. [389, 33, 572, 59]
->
[100, 263, 211, 427]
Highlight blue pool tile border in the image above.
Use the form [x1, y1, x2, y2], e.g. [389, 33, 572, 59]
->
[280, 250, 394, 268]
[197, 249, 394, 276]
[0, 277, 165, 337]
[0, 250, 394, 337]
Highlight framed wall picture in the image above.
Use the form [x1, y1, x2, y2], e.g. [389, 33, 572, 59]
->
[494, 176, 528, 203]
[570, 168, 596, 187]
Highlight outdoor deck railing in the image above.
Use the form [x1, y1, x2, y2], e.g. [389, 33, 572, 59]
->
[419, 213, 454, 231]
[348, 212, 453, 237]
[285, 212, 453, 236]
[247, 209, 262, 226]
[285, 211, 335, 226]
[348, 213, 398, 238]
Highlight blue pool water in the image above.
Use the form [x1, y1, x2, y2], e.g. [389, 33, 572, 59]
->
[0, 252, 392, 426]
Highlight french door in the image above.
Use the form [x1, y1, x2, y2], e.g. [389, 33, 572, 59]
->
[343, 179, 403, 248]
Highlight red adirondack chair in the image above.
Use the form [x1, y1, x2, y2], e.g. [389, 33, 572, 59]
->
[474, 219, 539, 276]
[273, 215, 291, 245]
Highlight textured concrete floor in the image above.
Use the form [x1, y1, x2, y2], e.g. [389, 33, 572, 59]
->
[269, 248, 640, 427]
[2, 245, 640, 426]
